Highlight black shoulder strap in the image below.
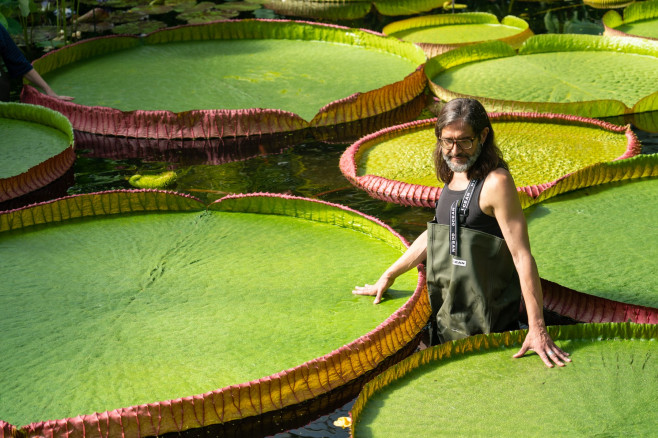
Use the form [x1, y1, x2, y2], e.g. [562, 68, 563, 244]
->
[449, 179, 479, 257]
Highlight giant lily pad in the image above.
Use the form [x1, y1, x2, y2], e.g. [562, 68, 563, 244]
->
[263, 0, 373, 20]
[351, 323, 657, 437]
[526, 168, 658, 310]
[21, 20, 426, 139]
[583, 0, 635, 9]
[603, 0, 658, 41]
[382, 12, 533, 57]
[339, 113, 641, 208]
[0, 191, 429, 437]
[426, 34, 658, 118]
[0, 103, 74, 203]
[262, 0, 444, 20]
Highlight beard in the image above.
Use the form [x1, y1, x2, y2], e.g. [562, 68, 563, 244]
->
[442, 141, 482, 173]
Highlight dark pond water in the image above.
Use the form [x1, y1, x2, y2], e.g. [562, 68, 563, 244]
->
[5, 0, 658, 436]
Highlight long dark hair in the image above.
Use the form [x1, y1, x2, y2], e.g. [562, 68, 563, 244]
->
[433, 98, 507, 184]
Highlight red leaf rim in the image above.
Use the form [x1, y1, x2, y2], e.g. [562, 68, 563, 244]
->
[540, 279, 658, 324]
[21, 19, 426, 139]
[1, 105, 75, 203]
[339, 112, 642, 208]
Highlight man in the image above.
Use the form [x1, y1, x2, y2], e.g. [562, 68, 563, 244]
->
[353, 98, 570, 368]
[0, 23, 73, 101]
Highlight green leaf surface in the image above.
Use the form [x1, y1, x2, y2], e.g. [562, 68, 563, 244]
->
[617, 19, 658, 39]
[355, 118, 633, 189]
[0, 102, 73, 178]
[427, 35, 658, 117]
[609, 0, 658, 40]
[0, 118, 70, 178]
[0, 197, 418, 426]
[431, 51, 658, 107]
[40, 26, 420, 121]
[391, 22, 523, 44]
[263, 0, 373, 20]
[526, 176, 658, 308]
[383, 13, 529, 46]
[354, 323, 657, 438]
[111, 20, 167, 35]
[374, 0, 445, 16]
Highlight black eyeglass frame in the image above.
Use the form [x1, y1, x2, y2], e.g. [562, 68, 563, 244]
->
[437, 136, 477, 151]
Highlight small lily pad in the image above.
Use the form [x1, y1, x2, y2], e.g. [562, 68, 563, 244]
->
[111, 19, 167, 34]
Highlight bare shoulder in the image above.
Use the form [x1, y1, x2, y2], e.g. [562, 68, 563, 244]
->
[481, 168, 520, 214]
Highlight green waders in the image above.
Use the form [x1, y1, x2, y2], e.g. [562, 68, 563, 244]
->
[426, 179, 521, 344]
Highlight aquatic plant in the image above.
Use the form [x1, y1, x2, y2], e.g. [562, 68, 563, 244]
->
[262, 0, 446, 21]
[426, 34, 658, 118]
[383, 12, 533, 57]
[351, 323, 657, 437]
[0, 191, 429, 437]
[0, 102, 74, 203]
[527, 165, 658, 310]
[21, 19, 427, 140]
[603, 0, 658, 40]
[340, 113, 642, 208]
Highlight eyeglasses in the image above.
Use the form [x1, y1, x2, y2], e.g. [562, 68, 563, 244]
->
[437, 137, 477, 151]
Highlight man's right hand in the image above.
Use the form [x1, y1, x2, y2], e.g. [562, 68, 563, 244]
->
[352, 275, 394, 304]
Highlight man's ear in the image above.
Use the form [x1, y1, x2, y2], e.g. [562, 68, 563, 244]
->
[480, 127, 490, 143]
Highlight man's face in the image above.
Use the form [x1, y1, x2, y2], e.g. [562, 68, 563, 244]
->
[439, 121, 485, 173]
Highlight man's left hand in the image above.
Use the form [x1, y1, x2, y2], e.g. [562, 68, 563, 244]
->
[513, 325, 571, 368]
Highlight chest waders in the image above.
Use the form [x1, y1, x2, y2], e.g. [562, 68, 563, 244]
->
[427, 179, 521, 344]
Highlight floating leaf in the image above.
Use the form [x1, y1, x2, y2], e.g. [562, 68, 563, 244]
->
[109, 9, 148, 23]
[603, 0, 658, 40]
[0, 102, 74, 202]
[129, 4, 174, 14]
[383, 12, 533, 57]
[583, 0, 634, 9]
[103, 0, 143, 8]
[426, 34, 658, 118]
[263, 0, 373, 20]
[352, 323, 657, 437]
[111, 19, 167, 34]
[215, 1, 261, 12]
[374, 0, 445, 16]
[526, 172, 658, 309]
[23, 20, 426, 139]
[339, 113, 641, 208]
[177, 9, 239, 23]
[0, 192, 429, 436]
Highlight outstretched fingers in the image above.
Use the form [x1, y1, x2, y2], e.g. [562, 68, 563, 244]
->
[352, 284, 376, 296]
[352, 284, 384, 304]
[513, 340, 571, 368]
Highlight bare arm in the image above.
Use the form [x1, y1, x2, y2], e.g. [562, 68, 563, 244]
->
[24, 69, 74, 101]
[484, 169, 570, 367]
[352, 230, 427, 304]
